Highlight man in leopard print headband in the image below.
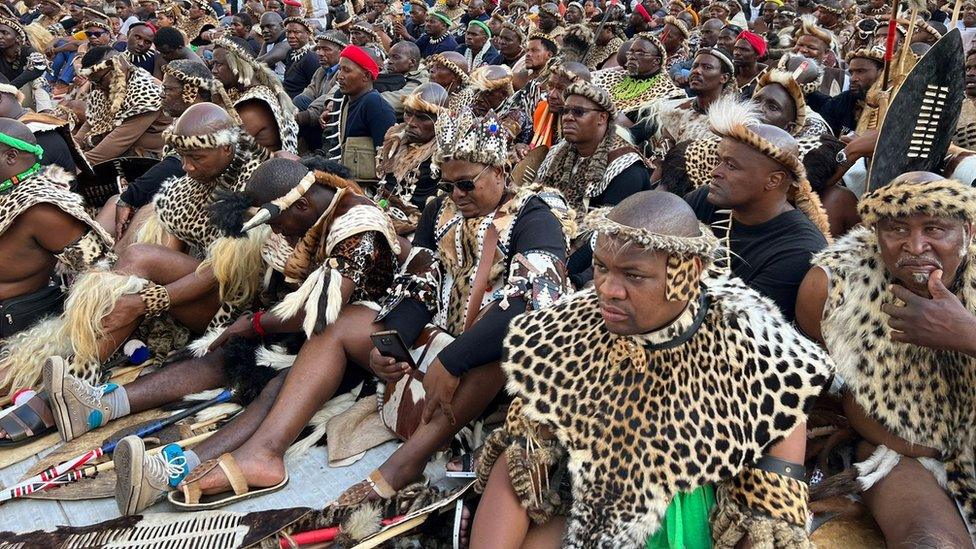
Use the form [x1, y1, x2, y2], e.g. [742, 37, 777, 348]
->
[472, 190, 830, 548]
[43, 158, 401, 515]
[535, 80, 650, 287]
[23, 103, 271, 393]
[797, 172, 976, 548]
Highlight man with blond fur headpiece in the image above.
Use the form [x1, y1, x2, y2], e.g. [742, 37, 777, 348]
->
[9, 104, 271, 406]
[796, 172, 976, 547]
[375, 82, 449, 234]
[685, 95, 830, 321]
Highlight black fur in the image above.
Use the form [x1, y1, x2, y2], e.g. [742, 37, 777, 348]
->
[803, 136, 844, 193]
[658, 140, 694, 197]
[301, 155, 353, 179]
[209, 188, 253, 237]
[222, 336, 279, 405]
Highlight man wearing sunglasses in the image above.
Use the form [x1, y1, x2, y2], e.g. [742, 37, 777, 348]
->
[536, 81, 651, 288]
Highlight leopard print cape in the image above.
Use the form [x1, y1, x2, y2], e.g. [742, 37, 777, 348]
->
[954, 97, 976, 151]
[84, 65, 162, 142]
[582, 37, 624, 71]
[493, 278, 830, 546]
[814, 226, 976, 535]
[233, 84, 300, 154]
[0, 165, 115, 273]
[153, 135, 270, 260]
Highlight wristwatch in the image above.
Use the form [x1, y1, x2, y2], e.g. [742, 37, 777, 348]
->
[835, 149, 848, 164]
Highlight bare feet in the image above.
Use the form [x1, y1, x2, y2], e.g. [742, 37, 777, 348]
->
[187, 445, 286, 495]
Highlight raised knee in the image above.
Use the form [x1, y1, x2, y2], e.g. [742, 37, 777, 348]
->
[115, 243, 159, 277]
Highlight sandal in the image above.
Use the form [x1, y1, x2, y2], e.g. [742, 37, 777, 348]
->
[335, 469, 398, 508]
[0, 393, 56, 447]
[167, 453, 289, 511]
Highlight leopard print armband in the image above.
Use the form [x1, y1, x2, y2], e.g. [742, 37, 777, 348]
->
[55, 230, 116, 273]
[139, 282, 171, 318]
[710, 467, 813, 549]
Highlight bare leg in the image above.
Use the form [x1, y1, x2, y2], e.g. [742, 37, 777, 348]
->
[96, 244, 221, 361]
[190, 305, 378, 492]
[375, 361, 505, 489]
[471, 454, 531, 549]
[189, 373, 287, 461]
[95, 194, 119, 236]
[122, 349, 228, 413]
[116, 205, 157, 254]
[857, 441, 973, 548]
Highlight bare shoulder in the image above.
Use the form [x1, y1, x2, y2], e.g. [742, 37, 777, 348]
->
[794, 266, 829, 344]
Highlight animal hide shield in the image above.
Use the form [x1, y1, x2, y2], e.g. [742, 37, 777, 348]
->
[867, 29, 964, 191]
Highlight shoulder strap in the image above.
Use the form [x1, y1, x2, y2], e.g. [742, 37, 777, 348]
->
[463, 222, 499, 331]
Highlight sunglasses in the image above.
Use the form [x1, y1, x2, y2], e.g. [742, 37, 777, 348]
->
[438, 165, 490, 194]
[562, 106, 603, 119]
[87, 30, 107, 38]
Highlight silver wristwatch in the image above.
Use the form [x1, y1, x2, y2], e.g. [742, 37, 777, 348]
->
[835, 149, 848, 164]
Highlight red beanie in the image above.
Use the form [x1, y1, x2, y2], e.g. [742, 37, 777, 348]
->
[635, 2, 652, 22]
[736, 30, 767, 58]
[340, 44, 379, 80]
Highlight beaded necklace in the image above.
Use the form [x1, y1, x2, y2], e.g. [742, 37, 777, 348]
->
[611, 73, 662, 101]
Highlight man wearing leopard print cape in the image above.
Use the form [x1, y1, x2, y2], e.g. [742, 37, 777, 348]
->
[75, 47, 172, 164]
[43, 157, 401, 514]
[12, 104, 272, 392]
[0, 119, 115, 402]
[471, 191, 831, 548]
[535, 81, 651, 287]
[795, 172, 976, 547]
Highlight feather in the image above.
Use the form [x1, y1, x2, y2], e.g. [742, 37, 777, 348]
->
[285, 387, 359, 457]
[187, 327, 226, 358]
[208, 188, 253, 237]
[270, 264, 326, 326]
[707, 94, 761, 136]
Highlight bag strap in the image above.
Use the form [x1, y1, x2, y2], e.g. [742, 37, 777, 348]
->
[463, 222, 499, 331]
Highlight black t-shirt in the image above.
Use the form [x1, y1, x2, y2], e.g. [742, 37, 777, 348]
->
[35, 129, 76, 173]
[283, 49, 320, 98]
[685, 186, 828, 321]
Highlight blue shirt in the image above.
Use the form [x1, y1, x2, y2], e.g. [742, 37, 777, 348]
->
[416, 33, 459, 57]
[342, 89, 396, 147]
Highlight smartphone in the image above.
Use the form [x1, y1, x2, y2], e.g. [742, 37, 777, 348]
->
[370, 330, 416, 368]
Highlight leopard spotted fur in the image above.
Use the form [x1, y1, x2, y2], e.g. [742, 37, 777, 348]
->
[493, 277, 830, 547]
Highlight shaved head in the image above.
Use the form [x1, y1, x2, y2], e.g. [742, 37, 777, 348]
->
[752, 123, 800, 162]
[781, 54, 821, 86]
[245, 157, 309, 204]
[890, 171, 944, 186]
[608, 191, 701, 238]
[173, 102, 236, 136]
[0, 118, 38, 145]
[561, 61, 591, 82]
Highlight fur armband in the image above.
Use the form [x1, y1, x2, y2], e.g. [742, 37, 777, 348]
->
[139, 282, 171, 318]
[55, 230, 116, 273]
[375, 247, 440, 321]
[474, 400, 570, 524]
[711, 467, 813, 549]
[493, 251, 568, 312]
[270, 259, 346, 337]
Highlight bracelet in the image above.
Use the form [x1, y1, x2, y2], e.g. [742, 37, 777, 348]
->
[138, 282, 171, 318]
[251, 310, 266, 337]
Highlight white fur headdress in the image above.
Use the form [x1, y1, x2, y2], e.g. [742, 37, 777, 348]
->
[434, 107, 508, 168]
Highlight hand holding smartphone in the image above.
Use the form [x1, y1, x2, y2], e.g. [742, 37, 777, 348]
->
[370, 330, 416, 369]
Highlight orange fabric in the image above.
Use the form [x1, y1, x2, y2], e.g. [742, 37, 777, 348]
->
[531, 100, 555, 149]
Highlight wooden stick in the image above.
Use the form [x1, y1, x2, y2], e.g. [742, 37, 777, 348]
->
[951, 0, 964, 28]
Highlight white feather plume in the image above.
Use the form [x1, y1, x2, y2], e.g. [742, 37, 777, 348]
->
[707, 94, 762, 136]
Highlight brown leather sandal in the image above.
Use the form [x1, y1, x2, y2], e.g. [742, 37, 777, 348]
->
[167, 453, 289, 511]
[0, 393, 56, 447]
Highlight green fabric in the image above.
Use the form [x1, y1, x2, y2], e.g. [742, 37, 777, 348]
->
[645, 484, 715, 549]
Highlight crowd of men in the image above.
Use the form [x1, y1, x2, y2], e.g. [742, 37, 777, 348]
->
[0, 0, 975, 546]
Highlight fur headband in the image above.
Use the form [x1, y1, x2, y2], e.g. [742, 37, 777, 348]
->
[283, 16, 314, 34]
[469, 64, 514, 94]
[755, 70, 806, 134]
[709, 95, 832, 239]
[846, 46, 885, 64]
[565, 81, 616, 116]
[350, 21, 379, 41]
[816, 0, 844, 16]
[163, 126, 240, 150]
[82, 8, 113, 32]
[317, 29, 349, 48]
[501, 19, 526, 43]
[664, 15, 691, 39]
[798, 14, 834, 46]
[859, 178, 976, 227]
[634, 31, 668, 61]
[528, 30, 558, 51]
[539, 3, 562, 20]
[583, 208, 720, 263]
[429, 53, 469, 84]
[403, 88, 446, 115]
